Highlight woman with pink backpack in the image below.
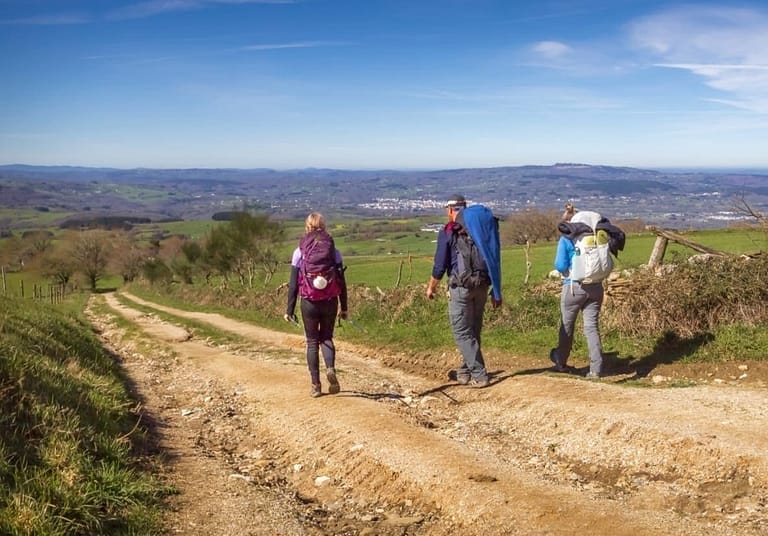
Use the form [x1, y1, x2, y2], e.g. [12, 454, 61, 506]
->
[284, 212, 348, 397]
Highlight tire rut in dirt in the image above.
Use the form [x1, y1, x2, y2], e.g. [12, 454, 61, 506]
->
[107, 292, 768, 535]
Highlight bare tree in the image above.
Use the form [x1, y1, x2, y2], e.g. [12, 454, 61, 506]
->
[71, 231, 112, 290]
[501, 209, 561, 245]
[110, 232, 148, 283]
[0, 234, 24, 271]
[732, 195, 767, 227]
[22, 230, 54, 257]
[40, 247, 77, 286]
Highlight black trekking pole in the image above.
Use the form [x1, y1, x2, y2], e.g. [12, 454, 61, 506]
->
[284, 314, 301, 329]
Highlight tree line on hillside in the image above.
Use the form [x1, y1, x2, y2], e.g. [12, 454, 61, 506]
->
[0, 213, 284, 292]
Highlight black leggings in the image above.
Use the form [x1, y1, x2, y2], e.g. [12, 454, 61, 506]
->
[300, 297, 338, 384]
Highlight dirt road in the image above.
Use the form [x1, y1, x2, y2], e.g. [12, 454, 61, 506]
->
[88, 291, 768, 535]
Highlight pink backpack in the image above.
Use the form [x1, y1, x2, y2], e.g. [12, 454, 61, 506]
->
[298, 230, 341, 301]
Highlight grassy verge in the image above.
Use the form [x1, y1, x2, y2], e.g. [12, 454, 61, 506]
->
[125, 247, 768, 370]
[112, 293, 253, 349]
[0, 295, 171, 535]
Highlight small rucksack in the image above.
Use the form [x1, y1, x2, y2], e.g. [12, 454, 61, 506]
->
[452, 227, 491, 290]
[569, 211, 614, 284]
[298, 230, 342, 301]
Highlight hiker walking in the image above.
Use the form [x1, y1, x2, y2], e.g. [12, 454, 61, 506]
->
[426, 194, 502, 388]
[550, 208, 624, 379]
[284, 212, 348, 397]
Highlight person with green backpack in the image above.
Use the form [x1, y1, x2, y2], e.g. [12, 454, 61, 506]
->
[550, 206, 625, 379]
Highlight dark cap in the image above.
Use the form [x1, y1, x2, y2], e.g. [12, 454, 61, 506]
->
[445, 194, 467, 208]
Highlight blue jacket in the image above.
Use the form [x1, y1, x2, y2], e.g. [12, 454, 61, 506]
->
[554, 236, 575, 284]
[431, 226, 459, 280]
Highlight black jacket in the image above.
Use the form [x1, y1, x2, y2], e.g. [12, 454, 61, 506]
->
[558, 218, 626, 257]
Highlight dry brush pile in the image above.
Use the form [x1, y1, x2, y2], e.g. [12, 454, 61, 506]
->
[604, 253, 768, 337]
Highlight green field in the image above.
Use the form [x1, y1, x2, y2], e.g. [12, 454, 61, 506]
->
[2, 217, 766, 381]
[306, 226, 768, 293]
[0, 207, 77, 233]
[3, 214, 766, 297]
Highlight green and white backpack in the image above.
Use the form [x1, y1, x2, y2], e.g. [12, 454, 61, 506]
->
[570, 211, 613, 284]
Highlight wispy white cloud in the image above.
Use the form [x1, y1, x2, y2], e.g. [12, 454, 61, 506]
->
[0, 14, 90, 25]
[628, 5, 768, 113]
[0, 0, 295, 25]
[106, 0, 295, 21]
[394, 86, 621, 112]
[530, 40, 572, 60]
[517, 38, 621, 76]
[239, 41, 346, 51]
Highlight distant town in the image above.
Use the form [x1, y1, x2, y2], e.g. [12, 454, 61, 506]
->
[1, 163, 767, 230]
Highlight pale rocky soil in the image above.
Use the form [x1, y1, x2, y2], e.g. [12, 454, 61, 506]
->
[86, 291, 768, 536]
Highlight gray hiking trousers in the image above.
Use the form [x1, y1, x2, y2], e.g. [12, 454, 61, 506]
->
[448, 284, 489, 381]
[556, 281, 604, 376]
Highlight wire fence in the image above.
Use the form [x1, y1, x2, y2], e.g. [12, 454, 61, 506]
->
[1, 267, 70, 304]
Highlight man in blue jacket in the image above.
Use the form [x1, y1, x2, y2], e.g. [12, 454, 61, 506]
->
[426, 194, 501, 388]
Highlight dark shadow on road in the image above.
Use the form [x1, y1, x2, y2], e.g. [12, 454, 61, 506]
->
[614, 331, 715, 382]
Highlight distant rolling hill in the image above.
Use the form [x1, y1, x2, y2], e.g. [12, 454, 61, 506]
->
[1, 163, 767, 230]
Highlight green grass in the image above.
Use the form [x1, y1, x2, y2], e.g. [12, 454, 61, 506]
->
[337, 227, 768, 292]
[105, 183, 170, 203]
[1, 272, 123, 299]
[123, 224, 768, 375]
[133, 219, 223, 241]
[1, 271, 51, 298]
[4, 222, 767, 370]
[113, 292, 252, 349]
[0, 296, 171, 535]
[0, 208, 76, 230]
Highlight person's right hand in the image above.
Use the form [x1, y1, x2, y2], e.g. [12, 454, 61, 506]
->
[426, 278, 439, 299]
[283, 313, 296, 323]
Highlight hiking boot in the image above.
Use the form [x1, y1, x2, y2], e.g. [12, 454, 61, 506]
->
[448, 369, 470, 384]
[468, 378, 490, 389]
[549, 348, 568, 373]
[327, 368, 340, 394]
[310, 383, 322, 397]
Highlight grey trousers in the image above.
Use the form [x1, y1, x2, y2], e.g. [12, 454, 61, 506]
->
[448, 284, 489, 381]
[556, 281, 604, 375]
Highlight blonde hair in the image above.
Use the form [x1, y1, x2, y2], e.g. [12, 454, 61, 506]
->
[305, 212, 326, 233]
[562, 202, 577, 222]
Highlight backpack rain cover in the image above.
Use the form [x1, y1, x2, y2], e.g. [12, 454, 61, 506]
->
[457, 205, 502, 301]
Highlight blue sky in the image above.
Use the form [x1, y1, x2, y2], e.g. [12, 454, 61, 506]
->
[1, 0, 767, 170]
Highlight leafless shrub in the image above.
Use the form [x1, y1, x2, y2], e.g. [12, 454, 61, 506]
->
[605, 254, 768, 337]
[732, 195, 766, 228]
[501, 209, 560, 245]
[612, 218, 646, 234]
